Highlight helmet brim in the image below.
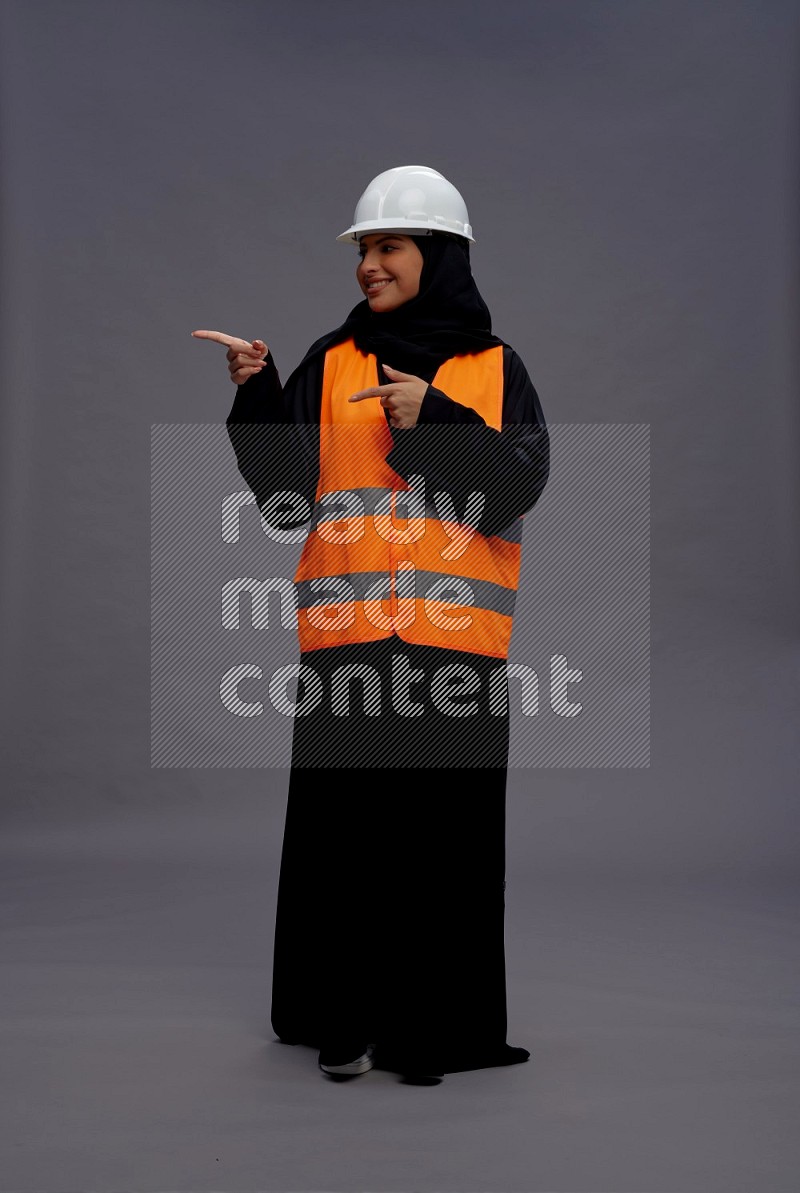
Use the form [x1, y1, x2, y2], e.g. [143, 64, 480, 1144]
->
[336, 218, 475, 244]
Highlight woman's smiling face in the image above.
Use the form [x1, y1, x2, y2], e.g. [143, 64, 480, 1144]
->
[356, 233, 424, 312]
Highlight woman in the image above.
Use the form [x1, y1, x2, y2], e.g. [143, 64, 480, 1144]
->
[193, 165, 550, 1084]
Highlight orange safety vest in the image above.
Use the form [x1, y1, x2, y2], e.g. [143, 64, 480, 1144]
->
[293, 338, 524, 658]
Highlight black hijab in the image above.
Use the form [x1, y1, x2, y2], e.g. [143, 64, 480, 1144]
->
[283, 233, 506, 389]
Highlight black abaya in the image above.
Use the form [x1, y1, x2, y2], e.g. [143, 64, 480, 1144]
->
[270, 638, 515, 1076]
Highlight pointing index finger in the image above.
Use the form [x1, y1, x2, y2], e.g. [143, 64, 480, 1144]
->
[348, 386, 390, 402]
[191, 330, 255, 351]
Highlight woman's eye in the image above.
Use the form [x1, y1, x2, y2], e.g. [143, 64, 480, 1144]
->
[357, 242, 399, 261]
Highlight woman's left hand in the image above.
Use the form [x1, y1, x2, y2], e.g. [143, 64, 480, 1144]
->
[348, 365, 427, 428]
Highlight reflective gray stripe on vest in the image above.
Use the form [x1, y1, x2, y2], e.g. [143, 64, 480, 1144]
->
[408, 569, 518, 618]
[297, 568, 516, 618]
[297, 572, 390, 608]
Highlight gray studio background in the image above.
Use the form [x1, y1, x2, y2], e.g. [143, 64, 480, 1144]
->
[1, 1, 799, 1191]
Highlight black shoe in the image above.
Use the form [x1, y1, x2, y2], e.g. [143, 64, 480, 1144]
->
[319, 1043, 374, 1076]
[381, 1048, 444, 1084]
[501, 1045, 530, 1065]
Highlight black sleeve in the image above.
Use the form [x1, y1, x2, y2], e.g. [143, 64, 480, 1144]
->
[384, 345, 550, 538]
[225, 352, 322, 530]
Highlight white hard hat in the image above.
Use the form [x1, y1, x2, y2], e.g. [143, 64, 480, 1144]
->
[336, 164, 475, 244]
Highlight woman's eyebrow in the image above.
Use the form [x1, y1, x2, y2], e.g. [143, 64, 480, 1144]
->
[360, 235, 401, 246]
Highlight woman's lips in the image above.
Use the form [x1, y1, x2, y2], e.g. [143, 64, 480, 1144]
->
[366, 279, 392, 296]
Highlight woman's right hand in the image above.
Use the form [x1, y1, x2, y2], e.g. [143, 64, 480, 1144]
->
[191, 330, 269, 384]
